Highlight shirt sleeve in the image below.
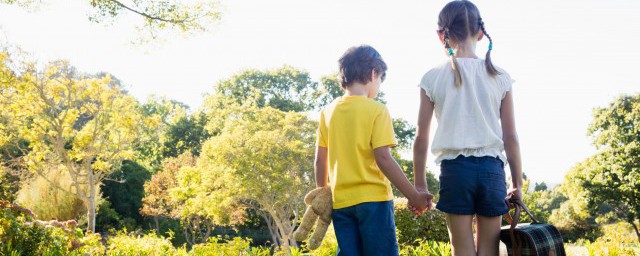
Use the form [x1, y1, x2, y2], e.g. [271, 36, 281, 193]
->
[497, 70, 515, 99]
[371, 105, 398, 149]
[418, 70, 435, 103]
[316, 110, 328, 147]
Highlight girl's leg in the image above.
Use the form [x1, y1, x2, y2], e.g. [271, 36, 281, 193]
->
[475, 215, 502, 256]
[445, 213, 475, 256]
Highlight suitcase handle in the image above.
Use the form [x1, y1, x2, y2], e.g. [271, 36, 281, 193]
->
[503, 194, 539, 256]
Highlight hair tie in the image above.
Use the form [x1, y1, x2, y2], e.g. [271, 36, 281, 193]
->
[448, 48, 454, 56]
[488, 43, 493, 51]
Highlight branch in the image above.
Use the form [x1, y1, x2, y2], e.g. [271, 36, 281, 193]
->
[107, 0, 194, 24]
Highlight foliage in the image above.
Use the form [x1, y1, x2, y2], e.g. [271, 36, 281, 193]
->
[0, 205, 105, 255]
[136, 96, 210, 172]
[15, 168, 86, 221]
[0, 55, 142, 232]
[95, 199, 122, 233]
[582, 222, 640, 256]
[106, 231, 188, 256]
[0, 165, 20, 202]
[189, 236, 254, 255]
[549, 163, 601, 242]
[0, 0, 222, 43]
[577, 94, 640, 240]
[394, 198, 449, 246]
[207, 66, 321, 113]
[198, 103, 315, 250]
[399, 240, 452, 256]
[519, 177, 567, 224]
[101, 160, 151, 229]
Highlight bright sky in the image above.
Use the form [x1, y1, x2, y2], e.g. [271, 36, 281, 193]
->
[1, 0, 639, 185]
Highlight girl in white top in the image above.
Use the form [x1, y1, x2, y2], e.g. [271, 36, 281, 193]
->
[412, 1, 524, 255]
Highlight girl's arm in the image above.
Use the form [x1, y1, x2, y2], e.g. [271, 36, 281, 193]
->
[315, 146, 329, 187]
[413, 89, 435, 193]
[500, 91, 523, 199]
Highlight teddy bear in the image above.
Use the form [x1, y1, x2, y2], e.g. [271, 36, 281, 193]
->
[293, 186, 332, 250]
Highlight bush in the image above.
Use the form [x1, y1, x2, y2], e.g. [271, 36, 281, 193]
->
[394, 198, 449, 246]
[189, 236, 253, 255]
[0, 205, 104, 255]
[106, 231, 188, 256]
[400, 240, 451, 256]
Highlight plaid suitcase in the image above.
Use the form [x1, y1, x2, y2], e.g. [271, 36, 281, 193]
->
[500, 196, 566, 256]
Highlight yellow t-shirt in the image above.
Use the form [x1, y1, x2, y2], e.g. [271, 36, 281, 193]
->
[317, 95, 397, 209]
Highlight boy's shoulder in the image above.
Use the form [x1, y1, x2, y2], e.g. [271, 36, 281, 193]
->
[322, 96, 386, 114]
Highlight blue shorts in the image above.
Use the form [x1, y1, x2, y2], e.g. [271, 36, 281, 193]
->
[436, 155, 510, 217]
[332, 200, 398, 256]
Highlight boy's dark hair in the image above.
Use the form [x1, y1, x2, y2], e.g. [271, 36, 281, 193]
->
[338, 45, 387, 89]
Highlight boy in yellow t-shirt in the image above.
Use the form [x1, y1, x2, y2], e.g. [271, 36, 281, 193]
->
[315, 45, 433, 256]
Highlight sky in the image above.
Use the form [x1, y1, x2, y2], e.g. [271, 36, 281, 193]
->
[1, 0, 639, 185]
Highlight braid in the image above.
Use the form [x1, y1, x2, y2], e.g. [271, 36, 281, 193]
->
[443, 28, 462, 87]
[479, 19, 500, 76]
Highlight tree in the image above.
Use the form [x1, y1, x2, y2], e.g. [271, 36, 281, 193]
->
[100, 160, 151, 228]
[0, 0, 222, 42]
[0, 55, 141, 232]
[136, 96, 210, 172]
[141, 154, 187, 234]
[209, 66, 321, 112]
[198, 103, 315, 252]
[576, 94, 640, 240]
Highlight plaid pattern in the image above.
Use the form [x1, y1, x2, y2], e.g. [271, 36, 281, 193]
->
[500, 223, 566, 256]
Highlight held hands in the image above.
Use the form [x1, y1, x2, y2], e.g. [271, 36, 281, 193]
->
[408, 189, 434, 217]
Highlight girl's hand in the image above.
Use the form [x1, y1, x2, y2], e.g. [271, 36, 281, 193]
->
[506, 187, 522, 209]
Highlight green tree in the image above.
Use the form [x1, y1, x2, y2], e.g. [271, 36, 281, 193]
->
[576, 94, 640, 240]
[209, 66, 320, 112]
[198, 103, 315, 252]
[1, 0, 222, 42]
[549, 161, 600, 241]
[136, 96, 210, 172]
[100, 160, 151, 229]
[0, 55, 141, 232]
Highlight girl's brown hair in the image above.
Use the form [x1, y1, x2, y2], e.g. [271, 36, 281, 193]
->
[438, 0, 499, 87]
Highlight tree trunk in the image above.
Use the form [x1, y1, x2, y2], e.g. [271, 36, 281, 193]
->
[630, 219, 640, 242]
[153, 216, 160, 233]
[87, 180, 97, 233]
[261, 212, 280, 247]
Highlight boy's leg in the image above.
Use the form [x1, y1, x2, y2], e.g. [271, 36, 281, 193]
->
[332, 206, 363, 256]
[445, 213, 476, 256]
[357, 200, 398, 256]
[475, 215, 501, 256]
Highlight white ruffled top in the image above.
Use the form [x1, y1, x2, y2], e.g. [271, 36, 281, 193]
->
[418, 58, 514, 165]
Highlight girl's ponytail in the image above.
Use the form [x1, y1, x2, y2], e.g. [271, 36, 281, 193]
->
[480, 19, 500, 76]
[444, 28, 463, 87]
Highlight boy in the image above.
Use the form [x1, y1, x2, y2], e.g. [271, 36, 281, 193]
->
[315, 45, 432, 255]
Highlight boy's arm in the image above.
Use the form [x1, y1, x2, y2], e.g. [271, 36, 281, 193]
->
[374, 146, 431, 212]
[413, 89, 435, 193]
[315, 146, 329, 187]
[500, 91, 523, 200]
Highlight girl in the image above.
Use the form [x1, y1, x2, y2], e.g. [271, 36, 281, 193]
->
[412, 1, 523, 255]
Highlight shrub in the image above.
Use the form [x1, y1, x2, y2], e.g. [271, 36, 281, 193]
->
[106, 231, 188, 256]
[189, 236, 253, 255]
[394, 198, 449, 246]
[400, 240, 451, 256]
[0, 205, 104, 255]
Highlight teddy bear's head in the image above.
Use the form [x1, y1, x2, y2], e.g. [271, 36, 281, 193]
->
[305, 186, 332, 220]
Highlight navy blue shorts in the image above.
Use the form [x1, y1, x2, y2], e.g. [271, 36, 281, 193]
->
[332, 200, 398, 256]
[436, 155, 510, 217]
